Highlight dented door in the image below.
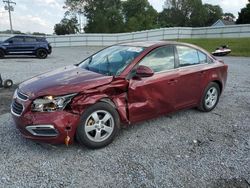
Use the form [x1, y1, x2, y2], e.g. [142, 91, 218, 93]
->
[128, 71, 178, 123]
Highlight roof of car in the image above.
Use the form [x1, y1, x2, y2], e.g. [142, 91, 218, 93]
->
[13, 35, 45, 38]
[118, 40, 212, 57]
[119, 41, 167, 47]
[118, 40, 191, 48]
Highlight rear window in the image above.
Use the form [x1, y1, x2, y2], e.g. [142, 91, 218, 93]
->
[36, 37, 47, 42]
[25, 37, 37, 42]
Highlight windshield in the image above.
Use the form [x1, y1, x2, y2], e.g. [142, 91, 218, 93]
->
[78, 45, 145, 76]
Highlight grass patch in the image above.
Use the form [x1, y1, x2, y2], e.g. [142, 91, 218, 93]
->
[175, 38, 250, 57]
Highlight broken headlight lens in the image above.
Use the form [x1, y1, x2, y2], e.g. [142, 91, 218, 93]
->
[32, 93, 77, 112]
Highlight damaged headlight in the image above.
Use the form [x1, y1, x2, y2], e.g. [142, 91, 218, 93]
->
[32, 93, 77, 112]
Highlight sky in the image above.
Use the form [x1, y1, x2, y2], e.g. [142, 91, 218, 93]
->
[0, 0, 248, 34]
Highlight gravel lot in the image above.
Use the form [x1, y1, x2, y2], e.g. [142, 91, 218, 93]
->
[0, 47, 250, 187]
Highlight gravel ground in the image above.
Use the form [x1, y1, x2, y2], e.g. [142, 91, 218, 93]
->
[0, 48, 250, 187]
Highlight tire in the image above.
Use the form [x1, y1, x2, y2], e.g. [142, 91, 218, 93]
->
[198, 82, 220, 112]
[0, 49, 5, 59]
[3, 79, 13, 88]
[76, 102, 120, 149]
[36, 49, 48, 59]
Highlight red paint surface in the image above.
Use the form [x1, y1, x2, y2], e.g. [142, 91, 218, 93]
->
[12, 41, 228, 144]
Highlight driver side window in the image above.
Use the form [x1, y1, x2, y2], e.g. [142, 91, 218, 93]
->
[139, 46, 175, 73]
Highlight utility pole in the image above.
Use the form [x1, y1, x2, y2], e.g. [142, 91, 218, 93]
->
[3, 0, 16, 34]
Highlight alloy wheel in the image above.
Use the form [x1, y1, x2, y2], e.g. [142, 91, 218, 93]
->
[205, 87, 218, 109]
[84, 110, 114, 143]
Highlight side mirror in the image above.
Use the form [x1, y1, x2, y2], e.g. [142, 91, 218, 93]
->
[136, 65, 154, 78]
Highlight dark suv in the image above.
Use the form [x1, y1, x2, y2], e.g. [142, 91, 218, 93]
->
[0, 35, 52, 59]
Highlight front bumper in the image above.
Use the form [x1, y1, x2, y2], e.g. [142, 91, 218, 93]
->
[48, 45, 52, 54]
[11, 94, 80, 144]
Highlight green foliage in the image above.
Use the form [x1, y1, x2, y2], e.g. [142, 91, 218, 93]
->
[203, 4, 223, 26]
[84, 0, 124, 33]
[236, 1, 250, 24]
[160, 0, 224, 27]
[122, 0, 158, 32]
[64, 0, 86, 13]
[32, 32, 46, 36]
[0, 30, 24, 34]
[54, 17, 79, 35]
[61, 0, 235, 33]
[223, 13, 235, 21]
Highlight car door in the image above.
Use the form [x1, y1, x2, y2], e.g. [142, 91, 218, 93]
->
[128, 45, 178, 123]
[5, 36, 25, 53]
[23, 37, 37, 52]
[175, 45, 209, 109]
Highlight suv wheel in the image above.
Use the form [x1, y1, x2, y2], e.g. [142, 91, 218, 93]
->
[0, 49, 5, 58]
[76, 102, 120, 149]
[36, 49, 48, 59]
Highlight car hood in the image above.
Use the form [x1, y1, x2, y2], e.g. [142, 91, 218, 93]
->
[19, 65, 113, 99]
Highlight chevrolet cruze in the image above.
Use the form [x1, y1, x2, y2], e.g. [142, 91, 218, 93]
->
[11, 41, 228, 149]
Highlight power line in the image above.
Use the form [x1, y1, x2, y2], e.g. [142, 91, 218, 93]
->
[3, 0, 16, 34]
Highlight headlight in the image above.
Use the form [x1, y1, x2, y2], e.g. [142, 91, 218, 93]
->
[32, 93, 77, 112]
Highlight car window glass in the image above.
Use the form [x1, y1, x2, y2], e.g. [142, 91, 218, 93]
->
[36, 38, 46, 42]
[79, 45, 144, 76]
[25, 37, 37, 42]
[139, 46, 175, 72]
[198, 51, 208, 64]
[11, 37, 24, 43]
[177, 46, 199, 67]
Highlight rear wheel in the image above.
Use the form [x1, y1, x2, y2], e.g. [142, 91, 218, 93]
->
[0, 49, 5, 58]
[36, 49, 48, 59]
[76, 102, 120, 149]
[199, 82, 220, 112]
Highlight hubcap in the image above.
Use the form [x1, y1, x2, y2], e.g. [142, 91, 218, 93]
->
[205, 87, 218, 109]
[39, 51, 46, 58]
[84, 110, 114, 142]
[7, 81, 12, 86]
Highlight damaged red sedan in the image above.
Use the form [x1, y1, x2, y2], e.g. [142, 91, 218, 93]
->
[11, 41, 228, 149]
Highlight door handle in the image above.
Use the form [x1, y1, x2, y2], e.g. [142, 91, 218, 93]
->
[168, 79, 178, 84]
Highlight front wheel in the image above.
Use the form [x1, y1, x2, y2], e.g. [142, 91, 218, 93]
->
[76, 102, 120, 149]
[199, 82, 220, 112]
[36, 49, 48, 59]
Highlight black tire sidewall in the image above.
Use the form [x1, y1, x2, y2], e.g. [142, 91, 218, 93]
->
[3, 79, 13, 88]
[76, 102, 120, 149]
[0, 50, 5, 58]
[201, 82, 220, 112]
[36, 49, 48, 59]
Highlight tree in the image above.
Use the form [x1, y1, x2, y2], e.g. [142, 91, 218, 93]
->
[83, 0, 124, 33]
[203, 4, 223, 26]
[122, 0, 158, 32]
[188, 0, 207, 27]
[54, 17, 79, 35]
[32, 32, 46, 36]
[236, 0, 250, 24]
[223, 13, 235, 22]
[64, 0, 86, 14]
[160, 0, 206, 27]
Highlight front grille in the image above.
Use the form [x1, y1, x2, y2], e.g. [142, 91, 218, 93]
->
[11, 101, 24, 116]
[17, 91, 28, 101]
